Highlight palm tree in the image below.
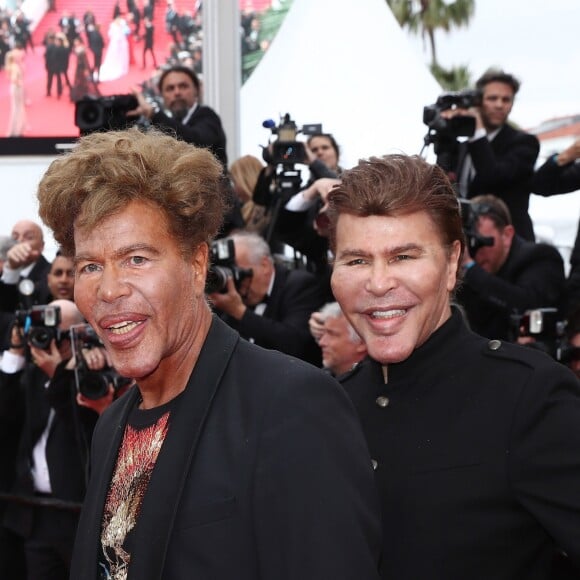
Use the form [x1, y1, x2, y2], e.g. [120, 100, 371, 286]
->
[387, 0, 475, 67]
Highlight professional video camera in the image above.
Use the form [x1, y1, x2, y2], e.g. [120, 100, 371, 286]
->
[74, 94, 140, 135]
[205, 238, 253, 294]
[14, 305, 62, 350]
[422, 89, 482, 174]
[262, 113, 323, 167]
[510, 307, 580, 364]
[458, 199, 494, 258]
[70, 324, 132, 400]
[258, 114, 323, 243]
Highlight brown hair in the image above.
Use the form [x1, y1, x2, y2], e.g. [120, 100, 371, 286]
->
[327, 154, 465, 260]
[475, 68, 520, 95]
[469, 194, 512, 229]
[229, 155, 263, 203]
[158, 64, 200, 92]
[37, 127, 225, 257]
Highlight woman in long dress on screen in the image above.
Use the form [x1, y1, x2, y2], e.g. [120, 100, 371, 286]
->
[99, 15, 130, 82]
[5, 41, 26, 137]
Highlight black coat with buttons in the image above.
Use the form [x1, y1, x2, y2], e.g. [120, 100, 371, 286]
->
[340, 307, 580, 580]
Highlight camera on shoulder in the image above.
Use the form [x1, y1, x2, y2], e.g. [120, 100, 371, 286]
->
[262, 113, 322, 167]
[422, 89, 482, 173]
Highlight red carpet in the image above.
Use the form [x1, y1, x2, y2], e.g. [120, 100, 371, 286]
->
[0, 0, 175, 139]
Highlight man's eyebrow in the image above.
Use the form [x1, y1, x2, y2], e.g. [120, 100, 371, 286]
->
[74, 243, 161, 265]
[336, 243, 423, 260]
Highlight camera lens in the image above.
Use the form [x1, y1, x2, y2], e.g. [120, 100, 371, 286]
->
[205, 265, 232, 294]
[29, 327, 53, 350]
[78, 369, 110, 400]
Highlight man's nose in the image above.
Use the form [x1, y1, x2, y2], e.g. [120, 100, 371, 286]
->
[96, 266, 130, 303]
[365, 263, 397, 295]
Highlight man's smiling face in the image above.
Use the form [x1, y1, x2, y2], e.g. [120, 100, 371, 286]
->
[331, 211, 460, 364]
[73, 199, 208, 384]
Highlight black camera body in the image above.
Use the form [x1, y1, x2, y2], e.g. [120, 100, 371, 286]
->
[518, 308, 561, 339]
[423, 89, 482, 138]
[205, 238, 253, 294]
[15, 305, 62, 350]
[458, 199, 494, 258]
[69, 324, 132, 400]
[510, 308, 580, 364]
[423, 89, 482, 174]
[263, 114, 322, 167]
[75, 94, 139, 134]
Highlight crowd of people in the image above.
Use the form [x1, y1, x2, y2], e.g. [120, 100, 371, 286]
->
[1, 5, 580, 578]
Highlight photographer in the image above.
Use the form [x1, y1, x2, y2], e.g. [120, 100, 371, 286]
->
[127, 64, 228, 168]
[0, 219, 51, 314]
[456, 195, 566, 341]
[208, 230, 326, 365]
[253, 130, 342, 299]
[444, 69, 540, 241]
[0, 300, 115, 579]
[531, 138, 580, 315]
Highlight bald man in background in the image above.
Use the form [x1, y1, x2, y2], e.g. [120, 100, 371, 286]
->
[0, 220, 51, 313]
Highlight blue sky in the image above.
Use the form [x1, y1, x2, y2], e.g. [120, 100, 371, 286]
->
[406, 0, 579, 129]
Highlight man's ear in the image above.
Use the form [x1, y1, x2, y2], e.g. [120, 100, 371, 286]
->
[261, 255, 272, 270]
[502, 225, 516, 245]
[355, 340, 367, 356]
[192, 242, 209, 277]
[446, 239, 462, 292]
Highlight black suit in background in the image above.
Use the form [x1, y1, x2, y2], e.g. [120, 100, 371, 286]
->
[71, 316, 382, 579]
[457, 235, 566, 340]
[530, 158, 580, 314]
[341, 308, 580, 580]
[44, 41, 61, 97]
[1, 362, 99, 579]
[457, 124, 540, 241]
[0, 359, 26, 579]
[219, 264, 326, 365]
[531, 157, 580, 197]
[0, 255, 51, 313]
[150, 104, 228, 168]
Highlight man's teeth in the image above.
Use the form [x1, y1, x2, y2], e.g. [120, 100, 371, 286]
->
[371, 309, 406, 319]
[109, 321, 140, 334]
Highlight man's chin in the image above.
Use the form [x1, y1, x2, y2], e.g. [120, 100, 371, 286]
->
[367, 338, 415, 365]
[170, 104, 188, 121]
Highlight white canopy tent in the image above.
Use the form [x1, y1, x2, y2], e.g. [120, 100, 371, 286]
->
[240, 0, 442, 168]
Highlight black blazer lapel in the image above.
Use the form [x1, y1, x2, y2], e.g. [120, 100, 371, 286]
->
[128, 316, 239, 579]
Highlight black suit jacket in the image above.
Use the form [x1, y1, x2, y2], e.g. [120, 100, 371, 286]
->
[70, 316, 381, 579]
[458, 124, 540, 240]
[220, 264, 326, 364]
[341, 309, 580, 579]
[457, 235, 566, 340]
[1, 362, 98, 543]
[529, 158, 580, 314]
[531, 158, 580, 196]
[0, 255, 51, 313]
[151, 104, 228, 167]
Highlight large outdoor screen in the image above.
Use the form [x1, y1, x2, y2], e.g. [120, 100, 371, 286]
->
[0, 0, 284, 154]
